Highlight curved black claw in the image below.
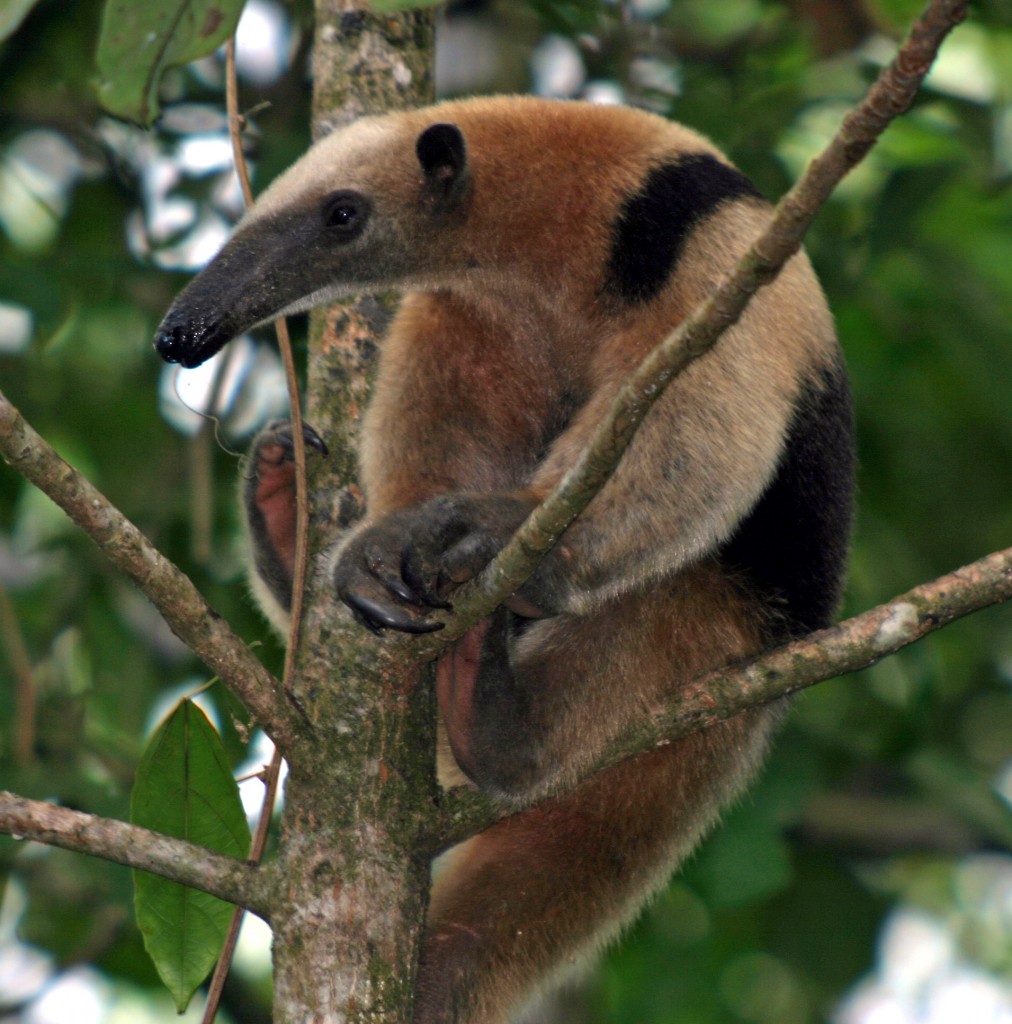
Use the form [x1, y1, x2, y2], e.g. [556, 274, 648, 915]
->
[344, 592, 445, 635]
[350, 605, 384, 637]
[271, 421, 328, 458]
[301, 423, 329, 457]
[362, 547, 424, 607]
[381, 572, 425, 607]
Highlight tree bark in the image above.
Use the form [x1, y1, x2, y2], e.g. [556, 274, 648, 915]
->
[267, 6, 438, 1023]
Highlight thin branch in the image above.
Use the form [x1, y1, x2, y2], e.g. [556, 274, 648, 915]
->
[200, 41, 310, 1024]
[800, 793, 983, 856]
[432, 546, 1012, 850]
[0, 389, 312, 765]
[188, 353, 233, 566]
[224, 41, 312, 663]
[223, 38, 310, 732]
[414, 0, 970, 649]
[202, 748, 283, 1024]
[607, 548, 1012, 770]
[0, 791, 275, 920]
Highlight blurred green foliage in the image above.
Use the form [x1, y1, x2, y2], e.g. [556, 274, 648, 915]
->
[0, 1, 1010, 1022]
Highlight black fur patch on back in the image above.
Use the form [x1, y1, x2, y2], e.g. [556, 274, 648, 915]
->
[605, 154, 765, 304]
[720, 359, 855, 641]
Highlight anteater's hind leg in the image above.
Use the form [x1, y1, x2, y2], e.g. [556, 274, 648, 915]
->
[419, 573, 780, 1024]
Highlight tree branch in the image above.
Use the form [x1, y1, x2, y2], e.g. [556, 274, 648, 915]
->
[0, 791, 275, 920]
[799, 793, 982, 856]
[413, 0, 970, 648]
[0, 389, 313, 765]
[201, 42, 307, 1024]
[432, 547, 1012, 851]
[412, 0, 978, 849]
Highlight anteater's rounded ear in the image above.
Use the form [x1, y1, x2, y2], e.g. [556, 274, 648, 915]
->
[416, 122, 469, 209]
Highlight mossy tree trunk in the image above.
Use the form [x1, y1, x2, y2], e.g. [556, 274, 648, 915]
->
[270, 6, 437, 1023]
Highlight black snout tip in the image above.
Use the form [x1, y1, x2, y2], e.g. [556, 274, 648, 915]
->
[153, 324, 188, 365]
[152, 316, 229, 369]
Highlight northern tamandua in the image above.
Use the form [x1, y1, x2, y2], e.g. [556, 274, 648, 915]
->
[155, 96, 854, 1024]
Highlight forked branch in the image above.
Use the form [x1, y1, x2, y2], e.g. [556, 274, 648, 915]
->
[0, 391, 312, 764]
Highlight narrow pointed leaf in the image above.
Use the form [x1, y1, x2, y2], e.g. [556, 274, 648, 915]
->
[131, 700, 251, 1012]
[95, 0, 246, 125]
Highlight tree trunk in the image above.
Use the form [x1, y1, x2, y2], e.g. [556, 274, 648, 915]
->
[269, 6, 437, 1023]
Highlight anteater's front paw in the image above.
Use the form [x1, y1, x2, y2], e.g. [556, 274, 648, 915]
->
[332, 493, 537, 635]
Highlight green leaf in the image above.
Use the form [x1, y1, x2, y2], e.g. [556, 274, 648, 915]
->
[0, 0, 44, 42]
[95, 0, 246, 125]
[366, 0, 443, 11]
[131, 700, 251, 1012]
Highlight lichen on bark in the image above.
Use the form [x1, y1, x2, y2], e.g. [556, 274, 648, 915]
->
[268, 5, 438, 1023]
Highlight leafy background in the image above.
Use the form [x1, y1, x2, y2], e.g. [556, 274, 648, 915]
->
[1, 0, 1011, 1022]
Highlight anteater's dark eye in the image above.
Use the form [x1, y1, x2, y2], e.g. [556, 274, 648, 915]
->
[321, 190, 370, 238]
